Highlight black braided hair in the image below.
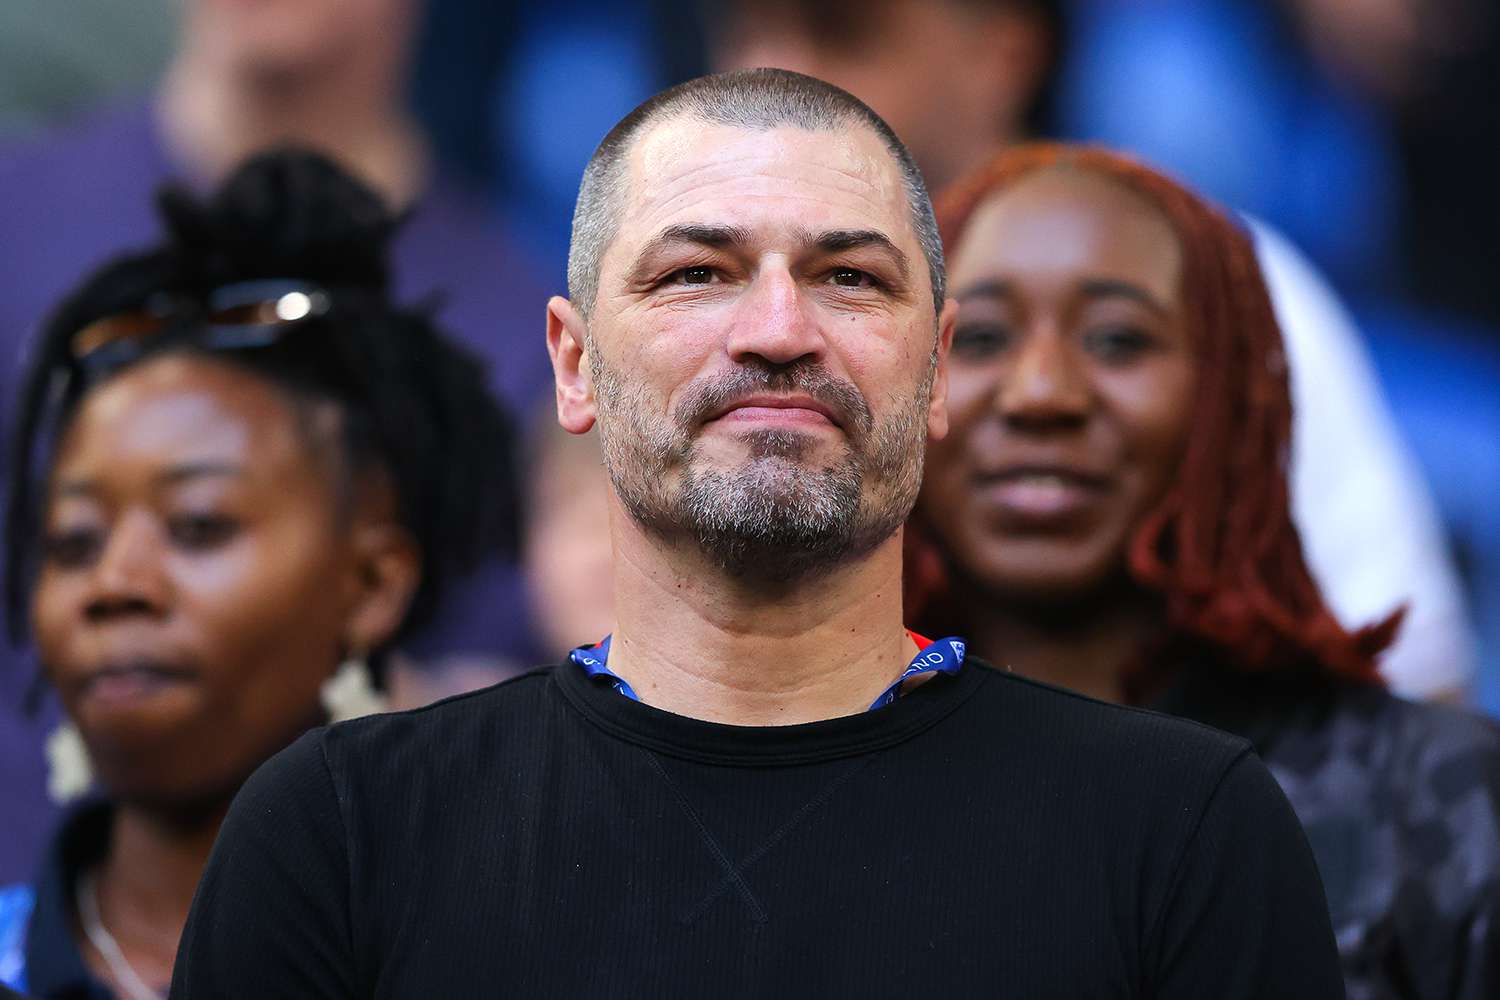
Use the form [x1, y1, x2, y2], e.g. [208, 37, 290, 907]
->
[4, 148, 520, 655]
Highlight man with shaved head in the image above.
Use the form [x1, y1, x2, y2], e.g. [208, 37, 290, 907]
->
[173, 70, 1341, 998]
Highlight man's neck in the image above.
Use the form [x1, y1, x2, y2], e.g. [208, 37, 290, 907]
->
[155, 48, 426, 208]
[605, 512, 915, 726]
[959, 581, 1166, 703]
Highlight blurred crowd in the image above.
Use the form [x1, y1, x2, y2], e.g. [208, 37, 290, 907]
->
[0, 0, 1496, 994]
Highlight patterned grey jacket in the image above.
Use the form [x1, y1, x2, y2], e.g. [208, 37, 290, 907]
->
[1156, 667, 1500, 1000]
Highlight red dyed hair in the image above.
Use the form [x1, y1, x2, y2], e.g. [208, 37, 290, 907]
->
[912, 143, 1399, 685]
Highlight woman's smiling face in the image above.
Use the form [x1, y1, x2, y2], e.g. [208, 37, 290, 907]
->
[919, 169, 1198, 601]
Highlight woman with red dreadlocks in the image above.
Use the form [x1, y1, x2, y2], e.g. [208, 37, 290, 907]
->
[913, 143, 1500, 999]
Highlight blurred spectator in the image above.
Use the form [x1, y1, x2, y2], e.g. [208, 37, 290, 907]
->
[707, 0, 1061, 194]
[1058, 0, 1500, 319]
[487, 0, 702, 285]
[0, 0, 549, 885]
[1283, 0, 1500, 712]
[1055, 0, 1399, 293]
[408, 0, 525, 189]
[0, 0, 551, 409]
[1362, 310, 1500, 714]
[915, 144, 1500, 997]
[1053, 0, 1500, 710]
[1253, 220, 1476, 701]
[0, 0, 176, 139]
[708, 0, 1477, 701]
[1281, 0, 1500, 326]
[0, 150, 517, 997]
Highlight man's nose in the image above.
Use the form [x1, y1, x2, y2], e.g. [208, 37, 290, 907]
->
[725, 263, 824, 368]
[83, 511, 170, 622]
[996, 326, 1091, 429]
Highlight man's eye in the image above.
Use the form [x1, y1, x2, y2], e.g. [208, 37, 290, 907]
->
[830, 268, 872, 288]
[167, 513, 239, 551]
[43, 528, 104, 569]
[951, 322, 1014, 361]
[1083, 326, 1154, 364]
[675, 266, 714, 285]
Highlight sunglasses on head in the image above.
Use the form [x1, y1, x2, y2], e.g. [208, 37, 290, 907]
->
[67, 279, 334, 380]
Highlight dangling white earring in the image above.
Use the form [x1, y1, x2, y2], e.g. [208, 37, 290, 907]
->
[320, 656, 387, 723]
[45, 720, 94, 804]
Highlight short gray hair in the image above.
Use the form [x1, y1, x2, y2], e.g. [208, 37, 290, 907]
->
[567, 68, 945, 319]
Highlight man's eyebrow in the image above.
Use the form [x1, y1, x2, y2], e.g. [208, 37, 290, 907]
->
[806, 228, 910, 280]
[627, 223, 752, 282]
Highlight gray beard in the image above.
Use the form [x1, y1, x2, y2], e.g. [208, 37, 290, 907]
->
[591, 353, 930, 585]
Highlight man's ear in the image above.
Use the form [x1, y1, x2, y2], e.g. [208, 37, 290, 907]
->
[547, 296, 597, 434]
[927, 297, 959, 442]
[342, 521, 421, 657]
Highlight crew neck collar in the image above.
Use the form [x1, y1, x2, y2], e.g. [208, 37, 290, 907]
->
[552, 653, 991, 767]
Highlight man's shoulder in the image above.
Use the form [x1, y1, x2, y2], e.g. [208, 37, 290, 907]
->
[331, 665, 556, 740]
[962, 661, 1257, 790]
[928, 664, 1301, 904]
[241, 669, 564, 820]
[969, 659, 1254, 750]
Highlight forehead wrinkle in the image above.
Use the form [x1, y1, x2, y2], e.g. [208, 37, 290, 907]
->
[635, 121, 886, 186]
[624, 124, 907, 235]
[633, 164, 895, 231]
[645, 141, 882, 189]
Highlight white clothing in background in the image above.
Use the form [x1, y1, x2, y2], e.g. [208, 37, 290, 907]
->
[1253, 220, 1476, 697]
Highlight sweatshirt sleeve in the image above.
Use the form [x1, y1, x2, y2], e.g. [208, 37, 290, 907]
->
[171, 730, 355, 999]
[1150, 750, 1345, 1000]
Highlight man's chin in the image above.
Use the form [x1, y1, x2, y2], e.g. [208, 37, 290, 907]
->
[701, 528, 855, 586]
[694, 427, 840, 469]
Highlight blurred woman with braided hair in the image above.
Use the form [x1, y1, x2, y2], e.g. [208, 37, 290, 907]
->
[0, 148, 517, 998]
[912, 142, 1499, 998]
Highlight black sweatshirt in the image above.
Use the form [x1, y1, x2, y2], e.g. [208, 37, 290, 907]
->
[172, 660, 1343, 998]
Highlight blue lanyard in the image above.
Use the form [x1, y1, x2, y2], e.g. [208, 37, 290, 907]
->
[568, 631, 966, 713]
[570, 635, 639, 700]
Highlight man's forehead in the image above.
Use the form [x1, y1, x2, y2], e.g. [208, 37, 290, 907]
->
[617, 118, 914, 246]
